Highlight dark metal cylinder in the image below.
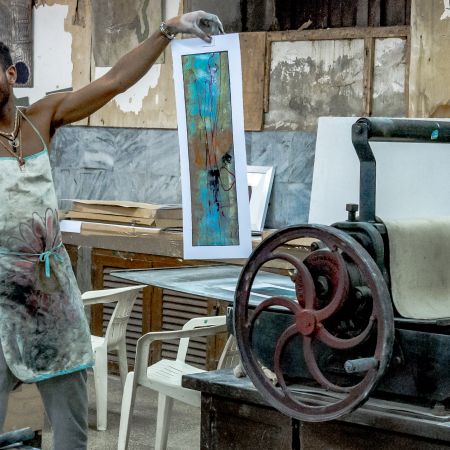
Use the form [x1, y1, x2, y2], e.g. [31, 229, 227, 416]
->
[356, 117, 450, 143]
[344, 357, 379, 373]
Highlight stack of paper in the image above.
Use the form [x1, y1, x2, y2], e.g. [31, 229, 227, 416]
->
[63, 200, 183, 229]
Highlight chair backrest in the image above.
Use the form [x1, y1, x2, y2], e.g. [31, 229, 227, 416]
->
[101, 286, 144, 348]
[177, 315, 227, 363]
[217, 335, 241, 369]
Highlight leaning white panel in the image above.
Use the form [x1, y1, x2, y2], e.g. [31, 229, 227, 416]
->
[309, 116, 450, 225]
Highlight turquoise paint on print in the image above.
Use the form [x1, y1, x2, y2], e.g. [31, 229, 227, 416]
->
[183, 53, 220, 136]
[196, 170, 230, 246]
[182, 51, 240, 247]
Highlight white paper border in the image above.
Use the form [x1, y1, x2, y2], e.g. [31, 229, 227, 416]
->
[172, 34, 251, 259]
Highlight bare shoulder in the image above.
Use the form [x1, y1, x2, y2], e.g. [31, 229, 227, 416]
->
[22, 93, 69, 138]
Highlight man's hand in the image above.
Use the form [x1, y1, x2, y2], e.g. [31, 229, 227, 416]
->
[166, 11, 225, 43]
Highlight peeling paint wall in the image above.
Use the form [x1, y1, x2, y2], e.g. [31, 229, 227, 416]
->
[88, 0, 168, 123]
[12, 0, 92, 124]
[94, 65, 162, 115]
[265, 39, 365, 131]
[409, 0, 450, 117]
[91, 0, 161, 67]
[0, 0, 33, 87]
[12, 1, 421, 230]
[372, 38, 407, 116]
[14, 0, 265, 129]
[13, 3, 73, 104]
[14, 0, 186, 128]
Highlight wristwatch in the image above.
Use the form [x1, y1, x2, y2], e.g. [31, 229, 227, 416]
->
[160, 22, 176, 40]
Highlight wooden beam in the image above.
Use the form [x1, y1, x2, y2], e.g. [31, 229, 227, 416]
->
[240, 32, 266, 131]
[363, 37, 375, 116]
[266, 25, 410, 43]
[404, 33, 411, 116]
[263, 31, 272, 114]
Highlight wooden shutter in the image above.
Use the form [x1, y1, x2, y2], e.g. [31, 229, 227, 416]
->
[161, 289, 210, 368]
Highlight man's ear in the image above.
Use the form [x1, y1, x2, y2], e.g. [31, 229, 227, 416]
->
[6, 66, 17, 85]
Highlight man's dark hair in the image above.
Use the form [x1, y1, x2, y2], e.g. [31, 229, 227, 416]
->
[0, 42, 13, 71]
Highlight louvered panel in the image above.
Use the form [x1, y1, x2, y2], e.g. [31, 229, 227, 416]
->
[102, 267, 145, 365]
[162, 289, 209, 369]
[164, 303, 206, 316]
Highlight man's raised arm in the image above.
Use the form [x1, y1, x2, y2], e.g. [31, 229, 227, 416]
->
[38, 11, 223, 129]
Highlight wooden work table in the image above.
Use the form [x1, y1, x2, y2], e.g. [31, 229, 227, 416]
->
[183, 370, 450, 450]
[62, 229, 186, 259]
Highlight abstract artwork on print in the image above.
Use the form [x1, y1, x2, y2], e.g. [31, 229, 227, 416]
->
[182, 51, 239, 247]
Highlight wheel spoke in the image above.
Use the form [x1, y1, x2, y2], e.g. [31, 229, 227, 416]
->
[273, 324, 298, 394]
[316, 316, 375, 350]
[272, 251, 316, 309]
[251, 296, 301, 327]
[303, 336, 351, 393]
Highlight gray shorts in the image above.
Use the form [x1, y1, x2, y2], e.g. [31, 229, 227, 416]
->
[0, 344, 88, 450]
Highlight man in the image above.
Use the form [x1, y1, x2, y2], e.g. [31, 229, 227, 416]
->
[0, 10, 223, 450]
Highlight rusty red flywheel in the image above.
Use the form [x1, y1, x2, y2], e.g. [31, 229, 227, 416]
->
[233, 224, 394, 422]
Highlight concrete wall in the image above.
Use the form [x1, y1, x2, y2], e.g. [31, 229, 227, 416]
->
[51, 126, 316, 229]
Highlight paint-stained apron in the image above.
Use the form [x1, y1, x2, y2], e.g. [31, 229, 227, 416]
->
[0, 139, 93, 382]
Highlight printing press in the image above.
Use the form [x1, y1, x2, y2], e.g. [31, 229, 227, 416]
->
[232, 117, 450, 425]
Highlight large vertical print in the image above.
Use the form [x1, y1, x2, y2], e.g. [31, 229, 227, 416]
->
[172, 34, 251, 259]
[182, 51, 239, 246]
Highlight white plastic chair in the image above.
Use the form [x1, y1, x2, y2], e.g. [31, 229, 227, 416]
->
[117, 315, 230, 450]
[82, 284, 146, 431]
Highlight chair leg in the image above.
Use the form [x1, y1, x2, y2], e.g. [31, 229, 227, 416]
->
[117, 341, 129, 389]
[155, 393, 174, 450]
[118, 372, 138, 450]
[93, 348, 108, 431]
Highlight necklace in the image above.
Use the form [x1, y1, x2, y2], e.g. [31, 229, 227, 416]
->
[0, 107, 20, 142]
[0, 114, 24, 168]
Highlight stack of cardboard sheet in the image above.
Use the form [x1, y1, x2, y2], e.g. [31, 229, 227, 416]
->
[62, 200, 183, 233]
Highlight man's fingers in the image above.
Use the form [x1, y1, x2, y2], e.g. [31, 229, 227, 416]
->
[217, 18, 225, 34]
[200, 13, 225, 34]
[192, 23, 212, 42]
[203, 13, 218, 22]
[209, 15, 224, 34]
[174, 11, 223, 39]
